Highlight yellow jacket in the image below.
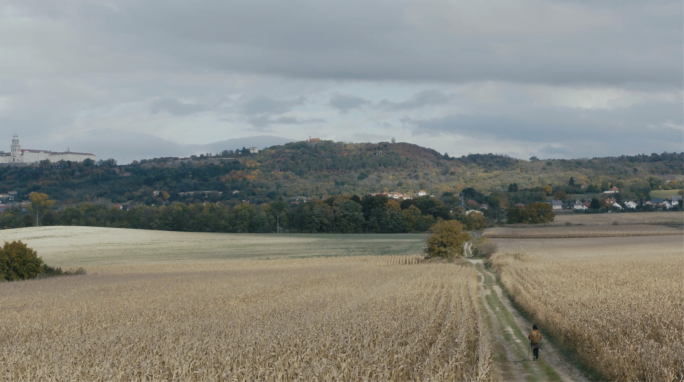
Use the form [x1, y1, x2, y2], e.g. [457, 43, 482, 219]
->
[528, 329, 542, 345]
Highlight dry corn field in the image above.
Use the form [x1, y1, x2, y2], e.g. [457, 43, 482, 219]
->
[549, 211, 684, 226]
[0, 256, 491, 382]
[490, 250, 684, 382]
[483, 224, 682, 239]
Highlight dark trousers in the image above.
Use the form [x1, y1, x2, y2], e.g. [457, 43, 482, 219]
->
[532, 346, 539, 360]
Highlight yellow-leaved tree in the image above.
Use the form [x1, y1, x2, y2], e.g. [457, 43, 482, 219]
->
[425, 220, 471, 260]
[28, 192, 55, 227]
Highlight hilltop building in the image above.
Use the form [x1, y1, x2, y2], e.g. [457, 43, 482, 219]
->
[0, 135, 96, 164]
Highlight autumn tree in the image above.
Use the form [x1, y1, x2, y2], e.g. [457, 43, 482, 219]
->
[554, 190, 567, 200]
[28, 192, 55, 227]
[0, 241, 44, 281]
[465, 212, 487, 231]
[507, 202, 554, 224]
[425, 220, 471, 260]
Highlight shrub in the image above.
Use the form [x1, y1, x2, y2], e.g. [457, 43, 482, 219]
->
[472, 237, 498, 258]
[0, 241, 44, 281]
[425, 220, 471, 260]
[37, 264, 87, 279]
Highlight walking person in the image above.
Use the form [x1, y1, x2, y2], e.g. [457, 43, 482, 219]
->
[528, 325, 542, 361]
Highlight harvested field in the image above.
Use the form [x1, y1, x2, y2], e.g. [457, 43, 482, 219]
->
[0, 226, 427, 267]
[483, 224, 682, 239]
[549, 211, 683, 226]
[0, 256, 491, 382]
[490, 237, 684, 381]
[492, 234, 683, 261]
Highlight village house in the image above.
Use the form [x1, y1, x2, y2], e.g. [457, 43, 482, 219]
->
[418, 190, 427, 197]
[573, 201, 588, 211]
[551, 200, 563, 211]
[624, 201, 638, 209]
[605, 197, 617, 204]
[248, 147, 259, 154]
[603, 186, 619, 194]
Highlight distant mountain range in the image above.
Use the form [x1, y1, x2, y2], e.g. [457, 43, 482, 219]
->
[59, 129, 294, 164]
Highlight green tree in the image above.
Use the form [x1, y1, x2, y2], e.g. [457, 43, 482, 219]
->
[0, 241, 44, 281]
[590, 198, 601, 210]
[465, 212, 487, 230]
[554, 190, 567, 200]
[401, 205, 422, 232]
[525, 202, 555, 224]
[425, 220, 471, 260]
[28, 192, 55, 227]
[507, 203, 554, 224]
[506, 206, 524, 224]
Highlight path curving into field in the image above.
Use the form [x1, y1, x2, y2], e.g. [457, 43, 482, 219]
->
[469, 259, 589, 382]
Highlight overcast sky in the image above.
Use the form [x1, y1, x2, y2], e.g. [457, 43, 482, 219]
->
[1, 0, 682, 163]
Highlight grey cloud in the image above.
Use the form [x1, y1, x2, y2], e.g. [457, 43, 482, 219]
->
[248, 115, 324, 129]
[241, 95, 307, 128]
[405, 101, 683, 156]
[329, 94, 370, 113]
[379, 90, 452, 110]
[243, 95, 306, 115]
[8, 1, 681, 87]
[274, 116, 325, 124]
[149, 97, 207, 115]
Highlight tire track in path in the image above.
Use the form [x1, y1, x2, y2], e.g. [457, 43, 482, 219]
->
[468, 259, 589, 382]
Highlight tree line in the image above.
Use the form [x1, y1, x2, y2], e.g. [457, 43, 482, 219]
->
[0, 194, 489, 233]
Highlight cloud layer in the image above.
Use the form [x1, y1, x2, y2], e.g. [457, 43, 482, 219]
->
[0, 0, 681, 162]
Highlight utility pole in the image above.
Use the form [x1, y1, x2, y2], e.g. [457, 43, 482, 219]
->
[276, 212, 280, 234]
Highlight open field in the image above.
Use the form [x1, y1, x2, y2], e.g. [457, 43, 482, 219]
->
[0, 226, 427, 267]
[542, 211, 683, 227]
[483, 224, 682, 239]
[0, 256, 491, 381]
[650, 189, 682, 199]
[489, 235, 684, 381]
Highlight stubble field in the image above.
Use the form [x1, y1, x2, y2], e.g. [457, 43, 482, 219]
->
[0, 226, 427, 267]
[548, 211, 683, 226]
[489, 233, 684, 381]
[483, 224, 681, 239]
[0, 256, 491, 381]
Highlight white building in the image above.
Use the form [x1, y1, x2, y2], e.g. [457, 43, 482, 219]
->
[624, 201, 638, 209]
[248, 147, 259, 154]
[0, 135, 95, 164]
[573, 201, 588, 211]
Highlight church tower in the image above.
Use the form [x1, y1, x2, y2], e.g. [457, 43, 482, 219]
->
[11, 134, 20, 163]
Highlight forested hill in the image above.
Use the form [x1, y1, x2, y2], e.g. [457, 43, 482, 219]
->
[0, 140, 682, 207]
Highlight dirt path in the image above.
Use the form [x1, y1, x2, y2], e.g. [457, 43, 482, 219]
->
[469, 259, 589, 382]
